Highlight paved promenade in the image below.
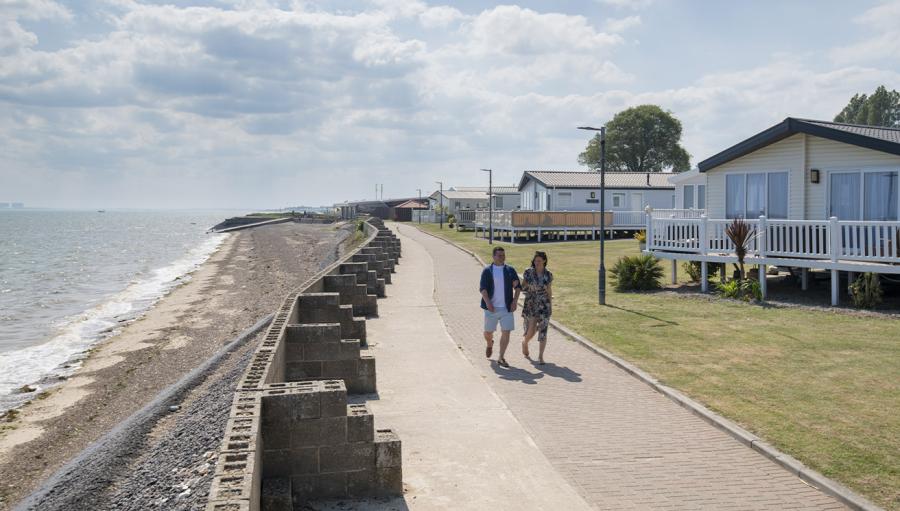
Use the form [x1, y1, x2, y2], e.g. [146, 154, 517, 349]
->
[390, 224, 846, 511]
[364, 225, 592, 510]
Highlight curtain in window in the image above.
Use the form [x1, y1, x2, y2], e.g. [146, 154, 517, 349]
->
[767, 172, 788, 219]
[726, 175, 745, 218]
[864, 171, 898, 221]
[683, 185, 694, 209]
[746, 173, 766, 218]
[697, 185, 706, 210]
[830, 173, 860, 220]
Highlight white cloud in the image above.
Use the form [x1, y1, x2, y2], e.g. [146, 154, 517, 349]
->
[0, 20, 36, 54]
[0, 0, 73, 21]
[594, 0, 654, 10]
[418, 5, 467, 28]
[830, 0, 900, 64]
[604, 15, 640, 33]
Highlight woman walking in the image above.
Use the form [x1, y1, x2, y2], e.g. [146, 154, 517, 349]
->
[521, 251, 553, 365]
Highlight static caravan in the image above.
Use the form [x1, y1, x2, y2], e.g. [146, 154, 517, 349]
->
[517, 170, 675, 212]
[646, 117, 900, 305]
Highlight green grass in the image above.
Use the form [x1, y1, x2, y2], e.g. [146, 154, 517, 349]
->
[417, 223, 900, 510]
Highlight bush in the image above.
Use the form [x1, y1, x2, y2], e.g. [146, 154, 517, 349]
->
[611, 254, 663, 291]
[849, 273, 883, 309]
[633, 230, 646, 243]
[716, 279, 761, 301]
[683, 261, 724, 282]
[356, 220, 366, 232]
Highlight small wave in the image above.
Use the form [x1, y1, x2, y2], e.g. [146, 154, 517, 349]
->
[0, 233, 228, 413]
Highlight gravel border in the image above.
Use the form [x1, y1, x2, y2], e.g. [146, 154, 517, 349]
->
[408, 223, 883, 511]
[13, 313, 274, 511]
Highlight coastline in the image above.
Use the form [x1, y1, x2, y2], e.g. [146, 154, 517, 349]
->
[0, 233, 236, 454]
[0, 221, 354, 509]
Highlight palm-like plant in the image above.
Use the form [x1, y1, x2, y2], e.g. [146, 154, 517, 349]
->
[725, 217, 754, 280]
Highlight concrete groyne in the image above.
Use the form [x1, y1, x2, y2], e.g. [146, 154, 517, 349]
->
[206, 217, 403, 510]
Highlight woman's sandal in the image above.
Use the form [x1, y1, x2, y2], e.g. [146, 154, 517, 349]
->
[498, 358, 510, 368]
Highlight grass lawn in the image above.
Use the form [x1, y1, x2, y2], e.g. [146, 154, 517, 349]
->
[416, 223, 900, 510]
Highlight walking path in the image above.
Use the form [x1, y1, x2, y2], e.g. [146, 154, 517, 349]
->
[364, 225, 592, 510]
[384, 224, 846, 511]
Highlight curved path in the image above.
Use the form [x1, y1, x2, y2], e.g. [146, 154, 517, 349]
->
[372, 223, 846, 510]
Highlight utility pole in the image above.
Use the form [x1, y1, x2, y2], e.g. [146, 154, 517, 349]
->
[480, 169, 493, 244]
[578, 126, 607, 305]
[417, 188, 422, 224]
[435, 181, 443, 229]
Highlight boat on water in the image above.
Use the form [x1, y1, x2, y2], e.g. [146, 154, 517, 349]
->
[97, 210, 105, 213]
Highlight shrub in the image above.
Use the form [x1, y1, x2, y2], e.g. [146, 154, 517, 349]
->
[633, 230, 646, 243]
[683, 261, 724, 282]
[716, 278, 761, 301]
[611, 254, 663, 291]
[725, 217, 756, 280]
[684, 261, 702, 282]
[849, 273, 883, 309]
[356, 220, 366, 232]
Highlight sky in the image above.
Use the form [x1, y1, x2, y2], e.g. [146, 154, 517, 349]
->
[2, 0, 899, 209]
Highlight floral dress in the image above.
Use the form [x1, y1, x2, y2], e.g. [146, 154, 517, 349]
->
[521, 267, 553, 342]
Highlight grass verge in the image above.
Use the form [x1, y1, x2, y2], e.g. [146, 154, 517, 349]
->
[416, 223, 900, 510]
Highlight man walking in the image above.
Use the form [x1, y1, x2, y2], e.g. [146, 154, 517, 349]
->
[480, 247, 521, 368]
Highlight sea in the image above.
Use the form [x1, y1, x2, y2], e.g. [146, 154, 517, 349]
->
[0, 210, 238, 414]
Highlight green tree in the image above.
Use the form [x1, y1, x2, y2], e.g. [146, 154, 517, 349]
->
[578, 105, 691, 172]
[833, 85, 900, 127]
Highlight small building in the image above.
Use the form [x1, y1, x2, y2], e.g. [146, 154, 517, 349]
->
[669, 168, 707, 210]
[389, 199, 428, 222]
[517, 171, 675, 212]
[449, 186, 522, 211]
[429, 189, 488, 216]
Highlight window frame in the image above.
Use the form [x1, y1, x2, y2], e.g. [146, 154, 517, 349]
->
[683, 184, 695, 209]
[826, 168, 900, 221]
[724, 170, 789, 219]
[612, 193, 625, 208]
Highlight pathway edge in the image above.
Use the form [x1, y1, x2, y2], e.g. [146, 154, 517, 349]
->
[408, 223, 882, 511]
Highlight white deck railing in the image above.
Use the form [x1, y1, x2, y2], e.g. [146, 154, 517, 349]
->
[475, 209, 705, 229]
[647, 212, 900, 265]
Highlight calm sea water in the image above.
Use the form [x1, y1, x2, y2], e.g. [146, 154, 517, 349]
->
[0, 210, 236, 413]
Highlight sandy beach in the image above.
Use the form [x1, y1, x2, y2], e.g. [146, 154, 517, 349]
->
[0, 221, 355, 510]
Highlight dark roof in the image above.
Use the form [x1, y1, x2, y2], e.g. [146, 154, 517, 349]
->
[698, 118, 900, 172]
[518, 171, 674, 191]
[452, 186, 520, 194]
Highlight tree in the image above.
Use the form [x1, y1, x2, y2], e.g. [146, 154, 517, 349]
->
[578, 105, 691, 173]
[834, 85, 900, 127]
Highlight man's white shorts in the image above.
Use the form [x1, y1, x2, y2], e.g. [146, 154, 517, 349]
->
[484, 307, 515, 332]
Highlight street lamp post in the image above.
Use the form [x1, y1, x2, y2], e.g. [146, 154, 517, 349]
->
[480, 168, 493, 244]
[578, 126, 607, 305]
[417, 188, 422, 224]
[435, 181, 443, 229]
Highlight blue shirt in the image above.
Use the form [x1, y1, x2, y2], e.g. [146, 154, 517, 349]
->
[479, 264, 521, 310]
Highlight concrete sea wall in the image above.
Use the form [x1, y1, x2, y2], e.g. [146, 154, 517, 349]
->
[205, 218, 403, 511]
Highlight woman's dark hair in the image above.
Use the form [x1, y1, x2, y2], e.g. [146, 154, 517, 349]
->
[531, 251, 548, 268]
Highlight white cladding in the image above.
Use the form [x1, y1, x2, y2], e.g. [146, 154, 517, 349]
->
[520, 182, 674, 211]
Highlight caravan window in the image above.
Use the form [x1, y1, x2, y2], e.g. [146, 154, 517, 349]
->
[697, 184, 706, 210]
[683, 185, 694, 209]
[829, 170, 899, 220]
[726, 172, 788, 219]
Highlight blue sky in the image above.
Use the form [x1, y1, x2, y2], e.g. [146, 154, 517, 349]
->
[2, 0, 899, 209]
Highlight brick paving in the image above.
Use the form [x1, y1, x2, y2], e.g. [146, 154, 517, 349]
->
[396, 224, 846, 511]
